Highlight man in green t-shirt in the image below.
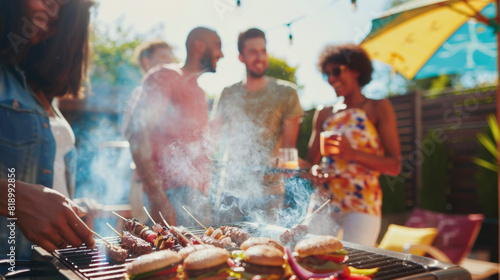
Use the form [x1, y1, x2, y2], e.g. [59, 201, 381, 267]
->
[211, 28, 303, 224]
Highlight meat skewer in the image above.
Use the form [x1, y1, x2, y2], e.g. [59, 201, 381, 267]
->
[156, 216, 218, 249]
[113, 211, 159, 244]
[154, 212, 184, 249]
[91, 229, 129, 263]
[113, 211, 189, 251]
[279, 199, 330, 246]
[143, 206, 164, 233]
[106, 222, 153, 256]
[180, 227, 209, 247]
[218, 226, 251, 246]
[180, 205, 236, 247]
[121, 232, 154, 255]
[159, 211, 193, 247]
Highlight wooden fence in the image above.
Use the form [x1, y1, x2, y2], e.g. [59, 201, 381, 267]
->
[389, 88, 497, 214]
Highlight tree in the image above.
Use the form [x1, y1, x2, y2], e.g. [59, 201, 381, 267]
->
[406, 74, 462, 97]
[265, 55, 299, 85]
[90, 19, 165, 89]
[91, 25, 140, 87]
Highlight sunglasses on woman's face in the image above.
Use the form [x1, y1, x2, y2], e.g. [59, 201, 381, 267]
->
[322, 65, 346, 81]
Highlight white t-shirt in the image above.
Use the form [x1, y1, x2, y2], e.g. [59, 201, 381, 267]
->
[49, 103, 76, 198]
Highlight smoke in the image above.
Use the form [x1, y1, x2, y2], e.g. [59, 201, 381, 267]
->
[71, 66, 313, 235]
[278, 177, 312, 228]
[69, 86, 137, 236]
[211, 88, 312, 228]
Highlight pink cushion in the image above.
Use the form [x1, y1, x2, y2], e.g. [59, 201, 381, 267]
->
[405, 208, 484, 264]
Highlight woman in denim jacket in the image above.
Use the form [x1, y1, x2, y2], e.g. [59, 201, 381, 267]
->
[0, 0, 95, 261]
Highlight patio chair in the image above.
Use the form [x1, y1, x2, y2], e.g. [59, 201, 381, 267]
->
[378, 208, 499, 280]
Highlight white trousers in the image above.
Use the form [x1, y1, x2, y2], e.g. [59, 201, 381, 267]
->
[305, 210, 381, 247]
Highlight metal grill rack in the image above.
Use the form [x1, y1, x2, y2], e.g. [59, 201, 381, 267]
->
[30, 222, 471, 280]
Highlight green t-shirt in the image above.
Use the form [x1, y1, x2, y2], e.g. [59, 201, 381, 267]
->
[213, 77, 303, 196]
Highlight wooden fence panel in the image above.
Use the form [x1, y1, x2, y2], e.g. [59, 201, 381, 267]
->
[389, 89, 497, 215]
[389, 94, 418, 209]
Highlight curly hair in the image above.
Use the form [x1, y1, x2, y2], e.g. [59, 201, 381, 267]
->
[317, 44, 373, 87]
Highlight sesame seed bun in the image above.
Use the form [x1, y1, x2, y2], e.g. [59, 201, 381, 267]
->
[126, 250, 181, 275]
[242, 245, 284, 267]
[240, 237, 284, 252]
[183, 247, 230, 270]
[178, 244, 215, 261]
[294, 235, 343, 257]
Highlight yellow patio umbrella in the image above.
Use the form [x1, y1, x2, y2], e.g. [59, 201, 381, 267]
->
[361, 0, 496, 80]
[361, 0, 500, 263]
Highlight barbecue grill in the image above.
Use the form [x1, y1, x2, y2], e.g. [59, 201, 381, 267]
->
[28, 222, 472, 280]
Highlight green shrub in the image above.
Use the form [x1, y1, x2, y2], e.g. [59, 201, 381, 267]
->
[380, 175, 406, 214]
[473, 114, 498, 218]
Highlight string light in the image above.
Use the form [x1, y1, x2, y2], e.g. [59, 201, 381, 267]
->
[226, 0, 344, 46]
[274, 0, 340, 46]
[286, 23, 293, 45]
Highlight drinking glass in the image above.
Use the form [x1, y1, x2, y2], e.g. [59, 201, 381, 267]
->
[320, 130, 342, 156]
[278, 148, 299, 170]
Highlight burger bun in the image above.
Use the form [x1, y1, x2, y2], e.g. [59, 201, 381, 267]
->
[240, 237, 284, 252]
[126, 250, 180, 275]
[243, 245, 284, 267]
[294, 235, 343, 258]
[183, 247, 230, 270]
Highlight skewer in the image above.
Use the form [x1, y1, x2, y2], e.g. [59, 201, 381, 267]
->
[91, 229, 113, 246]
[143, 206, 157, 225]
[112, 211, 128, 221]
[159, 212, 193, 246]
[181, 205, 207, 230]
[301, 199, 331, 225]
[106, 222, 121, 237]
[158, 212, 171, 230]
[183, 228, 207, 247]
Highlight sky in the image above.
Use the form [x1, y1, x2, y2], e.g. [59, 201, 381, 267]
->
[93, 0, 396, 110]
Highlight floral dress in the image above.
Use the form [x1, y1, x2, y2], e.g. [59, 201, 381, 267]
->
[310, 108, 385, 217]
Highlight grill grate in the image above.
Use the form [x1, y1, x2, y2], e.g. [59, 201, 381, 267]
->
[53, 237, 132, 280]
[345, 247, 429, 280]
[40, 222, 469, 280]
[55, 244, 431, 280]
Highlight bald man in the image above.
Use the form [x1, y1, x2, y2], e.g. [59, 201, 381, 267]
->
[126, 27, 224, 226]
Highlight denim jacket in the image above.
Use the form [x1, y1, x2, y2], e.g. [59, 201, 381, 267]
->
[0, 64, 55, 187]
[0, 64, 59, 260]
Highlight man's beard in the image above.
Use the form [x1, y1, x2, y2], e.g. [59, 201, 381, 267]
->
[200, 48, 216, 73]
[246, 66, 266, 78]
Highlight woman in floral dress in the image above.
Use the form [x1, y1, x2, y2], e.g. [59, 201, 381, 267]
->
[306, 44, 401, 246]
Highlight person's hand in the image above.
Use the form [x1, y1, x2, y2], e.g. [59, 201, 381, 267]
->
[298, 158, 312, 169]
[308, 164, 331, 185]
[15, 182, 95, 253]
[323, 134, 356, 161]
[148, 190, 177, 226]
